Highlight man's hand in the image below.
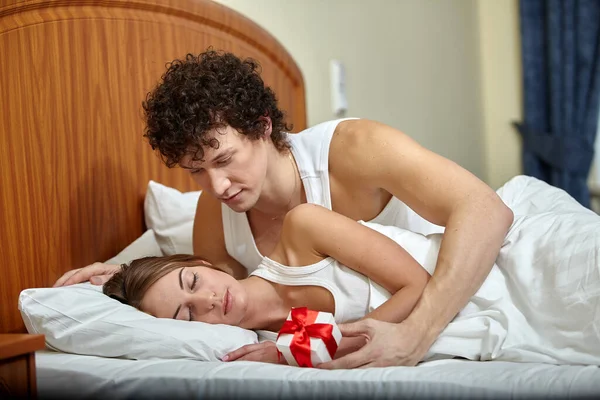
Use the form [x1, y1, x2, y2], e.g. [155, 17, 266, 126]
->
[335, 335, 368, 358]
[53, 262, 121, 287]
[222, 341, 285, 364]
[318, 318, 428, 369]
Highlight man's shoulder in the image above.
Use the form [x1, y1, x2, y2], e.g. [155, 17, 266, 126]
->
[293, 117, 360, 136]
[330, 119, 384, 154]
[329, 119, 406, 183]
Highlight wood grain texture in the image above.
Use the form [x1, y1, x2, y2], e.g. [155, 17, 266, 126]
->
[0, 0, 306, 333]
[0, 334, 44, 398]
[0, 355, 35, 398]
[0, 335, 45, 359]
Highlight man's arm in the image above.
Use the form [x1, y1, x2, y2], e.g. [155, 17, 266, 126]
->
[193, 192, 247, 279]
[54, 190, 247, 287]
[324, 119, 513, 367]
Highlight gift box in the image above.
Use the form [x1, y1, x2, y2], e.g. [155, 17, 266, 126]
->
[275, 307, 342, 367]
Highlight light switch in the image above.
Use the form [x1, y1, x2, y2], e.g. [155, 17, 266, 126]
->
[330, 60, 348, 116]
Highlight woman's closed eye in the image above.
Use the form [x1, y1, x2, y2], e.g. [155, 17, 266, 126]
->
[191, 272, 199, 291]
[187, 272, 199, 321]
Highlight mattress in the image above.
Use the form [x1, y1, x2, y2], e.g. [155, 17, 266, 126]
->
[36, 350, 600, 399]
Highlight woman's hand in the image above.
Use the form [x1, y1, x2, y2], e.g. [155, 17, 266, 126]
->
[223, 335, 368, 366]
[222, 341, 286, 365]
[53, 262, 121, 287]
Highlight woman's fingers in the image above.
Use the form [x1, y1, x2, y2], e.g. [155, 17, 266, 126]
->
[223, 342, 275, 362]
[222, 341, 282, 364]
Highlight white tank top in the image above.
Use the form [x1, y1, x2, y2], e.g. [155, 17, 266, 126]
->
[222, 118, 444, 273]
[250, 221, 441, 324]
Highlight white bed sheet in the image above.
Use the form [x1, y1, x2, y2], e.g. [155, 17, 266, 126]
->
[36, 350, 600, 399]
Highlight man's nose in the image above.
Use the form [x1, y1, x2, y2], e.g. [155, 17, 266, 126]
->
[204, 169, 231, 197]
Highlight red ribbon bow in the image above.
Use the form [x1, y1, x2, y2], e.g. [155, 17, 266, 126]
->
[276, 307, 338, 367]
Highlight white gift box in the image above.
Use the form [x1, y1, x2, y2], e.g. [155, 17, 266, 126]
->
[276, 309, 342, 367]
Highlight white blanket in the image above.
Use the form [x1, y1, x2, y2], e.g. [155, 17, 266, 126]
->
[366, 175, 600, 365]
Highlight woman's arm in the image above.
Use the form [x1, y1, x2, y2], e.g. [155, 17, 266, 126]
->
[276, 203, 430, 324]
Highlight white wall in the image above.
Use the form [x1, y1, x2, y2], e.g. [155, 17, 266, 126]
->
[215, 0, 487, 179]
[476, 0, 523, 189]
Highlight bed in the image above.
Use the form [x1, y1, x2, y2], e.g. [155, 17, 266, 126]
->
[34, 351, 600, 399]
[2, 1, 600, 399]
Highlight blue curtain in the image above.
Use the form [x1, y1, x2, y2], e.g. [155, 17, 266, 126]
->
[514, 0, 600, 207]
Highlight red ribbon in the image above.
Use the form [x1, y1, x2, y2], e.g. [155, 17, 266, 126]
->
[276, 307, 338, 367]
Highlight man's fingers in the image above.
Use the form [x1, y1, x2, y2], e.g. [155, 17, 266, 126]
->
[358, 361, 384, 369]
[89, 274, 113, 285]
[58, 263, 119, 287]
[62, 268, 98, 286]
[54, 265, 100, 287]
[338, 319, 373, 338]
[53, 269, 81, 287]
[318, 347, 371, 370]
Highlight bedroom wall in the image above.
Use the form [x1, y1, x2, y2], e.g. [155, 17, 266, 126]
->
[214, 0, 487, 179]
[476, 0, 523, 189]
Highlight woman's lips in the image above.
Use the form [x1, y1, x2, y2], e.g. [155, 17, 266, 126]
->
[223, 289, 228, 316]
[224, 289, 233, 315]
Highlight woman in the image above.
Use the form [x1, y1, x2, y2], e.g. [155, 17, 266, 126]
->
[104, 193, 600, 367]
[104, 203, 430, 364]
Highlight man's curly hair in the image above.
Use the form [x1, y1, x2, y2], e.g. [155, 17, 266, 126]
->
[142, 50, 292, 167]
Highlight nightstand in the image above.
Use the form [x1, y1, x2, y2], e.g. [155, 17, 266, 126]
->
[0, 334, 45, 398]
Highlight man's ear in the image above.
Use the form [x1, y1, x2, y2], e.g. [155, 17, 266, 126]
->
[259, 116, 272, 139]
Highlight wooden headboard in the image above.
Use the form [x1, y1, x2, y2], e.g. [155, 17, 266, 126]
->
[0, 0, 306, 333]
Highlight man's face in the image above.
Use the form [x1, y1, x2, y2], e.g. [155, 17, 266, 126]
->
[179, 125, 269, 212]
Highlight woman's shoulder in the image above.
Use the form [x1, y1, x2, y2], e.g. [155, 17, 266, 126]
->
[269, 204, 335, 267]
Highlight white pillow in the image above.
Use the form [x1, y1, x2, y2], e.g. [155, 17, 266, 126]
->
[105, 228, 164, 264]
[144, 180, 201, 255]
[19, 229, 258, 361]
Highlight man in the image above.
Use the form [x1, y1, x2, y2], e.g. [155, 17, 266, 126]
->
[55, 50, 513, 368]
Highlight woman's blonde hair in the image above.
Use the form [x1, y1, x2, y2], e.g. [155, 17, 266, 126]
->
[103, 254, 208, 310]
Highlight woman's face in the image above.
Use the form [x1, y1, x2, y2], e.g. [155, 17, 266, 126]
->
[141, 263, 249, 327]
[180, 125, 269, 213]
